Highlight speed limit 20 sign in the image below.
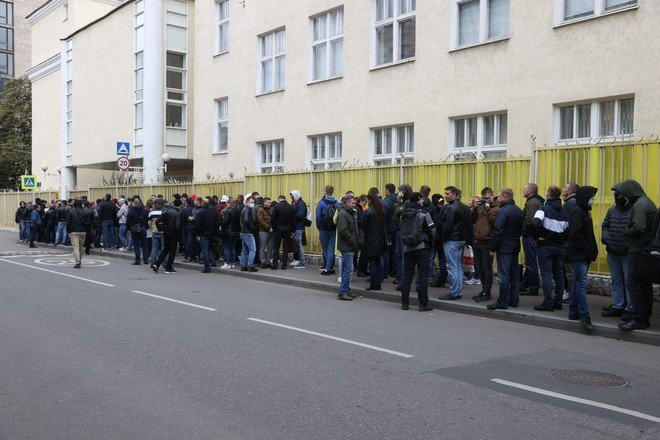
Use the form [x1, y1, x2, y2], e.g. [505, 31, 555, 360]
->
[117, 156, 131, 171]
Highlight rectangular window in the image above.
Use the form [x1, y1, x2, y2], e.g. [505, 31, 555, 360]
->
[259, 29, 285, 94]
[216, 0, 229, 54]
[373, 124, 414, 165]
[557, 97, 634, 142]
[63, 3, 68, 21]
[0, 27, 11, 51]
[310, 8, 344, 81]
[373, 0, 416, 67]
[166, 51, 186, 125]
[452, 112, 508, 156]
[454, 0, 509, 48]
[166, 104, 185, 128]
[215, 98, 228, 153]
[564, 0, 594, 20]
[0, 1, 13, 26]
[259, 140, 285, 173]
[310, 133, 342, 169]
[560, 0, 636, 22]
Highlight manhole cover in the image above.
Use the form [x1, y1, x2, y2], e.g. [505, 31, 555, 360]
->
[551, 369, 629, 387]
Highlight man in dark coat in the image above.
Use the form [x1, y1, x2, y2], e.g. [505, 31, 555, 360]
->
[194, 198, 219, 273]
[152, 201, 181, 274]
[270, 195, 297, 270]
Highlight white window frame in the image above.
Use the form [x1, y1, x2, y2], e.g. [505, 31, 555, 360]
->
[165, 52, 187, 128]
[63, 3, 68, 21]
[215, 0, 229, 55]
[372, 124, 414, 165]
[214, 98, 228, 154]
[450, 112, 508, 158]
[308, 7, 344, 83]
[450, 0, 510, 50]
[134, 0, 144, 152]
[554, 0, 637, 26]
[554, 96, 635, 145]
[257, 28, 286, 95]
[371, 0, 416, 68]
[310, 133, 343, 170]
[65, 39, 73, 165]
[258, 140, 285, 173]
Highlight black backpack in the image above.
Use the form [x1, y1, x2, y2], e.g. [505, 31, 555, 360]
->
[399, 207, 427, 247]
[155, 211, 168, 232]
[321, 199, 337, 229]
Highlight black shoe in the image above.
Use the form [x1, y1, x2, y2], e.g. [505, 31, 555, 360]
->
[418, 304, 433, 312]
[534, 303, 555, 312]
[487, 303, 507, 310]
[618, 320, 649, 331]
[395, 285, 401, 291]
[602, 308, 624, 318]
[281, 264, 287, 270]
[568, 314, 580, 321]
[321, 270, 336, 275]
[74, 263, 81, 269]
[29, 245, 37, 248]
[474, 293, 491, 303]
[241, 266, 248, 272]
[401, 303, 409, 310]
[508, 303, 519, 308]
[164, 268, 176, 274]
[248, 267, 258, 272]
[202, 269, 211, 273]
[580, 315, 595, 331]
[430, 280, 445, 288]
[366, 285, 381, 291]
[151, 264, 158, 273]
[132, 261, 141, 265]
[271, 265, 278, 270]
[438, 294, 460, 300]
[621, 312, 633, 322]
[602, 305, 613, 312]
[337, 294, 353, 301]
[554, 303, 563, 310]
[520, 290, 539, 296]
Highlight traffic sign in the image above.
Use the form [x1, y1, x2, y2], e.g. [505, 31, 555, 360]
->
[20, 175, 38, 190]
[116, 142, 130, 156]
[117, 156, 131, 171]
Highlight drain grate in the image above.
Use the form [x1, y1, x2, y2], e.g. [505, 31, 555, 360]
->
[551, 369, 629, 387]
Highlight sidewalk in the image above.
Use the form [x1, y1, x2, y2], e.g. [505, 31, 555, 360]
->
[83, 246, 659, 347]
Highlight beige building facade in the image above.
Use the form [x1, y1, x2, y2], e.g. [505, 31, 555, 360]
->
[28, 0, 660, 196]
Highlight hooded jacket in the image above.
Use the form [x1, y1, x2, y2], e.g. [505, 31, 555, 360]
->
[381, 193, 397, 233]
[566, 186, 599, 263]
[612, 180, 658, 252]
[315, 195, 339, 231]
[336, 201, 359, 252]
[601, 200, 633, 256]
[523, 193, 545, 236]
[126, 205, 148, 231]
[290, 190, 307, 231]
[532, 198, 569, 247]
[117, 200, 128, 225]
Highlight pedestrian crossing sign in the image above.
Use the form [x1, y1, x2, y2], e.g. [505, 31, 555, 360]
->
[20, 175, 38, 190]
[116, 142, 130, 156]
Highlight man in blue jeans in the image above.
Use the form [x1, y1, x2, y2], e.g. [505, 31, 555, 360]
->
[239, 196, 259, 272]
[98, 193, 117, 251]
[194, 197, 219, 273]
[439, 186, 468, 300]
[316, 185, 339, 275]
[487, 188, 524, 310]
[290, 190, 307, 269]
[520, 183, 544, 296]
[336, 194, 359, 301]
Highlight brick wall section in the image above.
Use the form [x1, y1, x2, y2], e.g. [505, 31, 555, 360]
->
[13, 0, 43, 77]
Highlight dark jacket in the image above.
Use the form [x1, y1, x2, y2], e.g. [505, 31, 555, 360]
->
[601, 202, 633, 256]
[336, 202, 359, 252]
[381, 193, 398, 234]
[55, 204, 68, 222]
[315, 196, 339, 231]
[271, 201, 296, 232]
[257, 205, 272, 232]
[566, 186, 599, 263]
[160, 206, 181, 234]
[523, 194, 545, 236]
[532, 198, 569, 247]
[563, 194, 578, 217]
[30, 209, 42, 227]
[402, 202, 436, 253]
[194, 205, 219, 239]
[15, 206, 26, 223]
[180, 204, 195, 232]
[489, 199, 524, 254]
[469, 201, 500, 244]
[240, 206, 258, 233]
[66, 206, 89, 233]
[294, 199, 307, 231]
[99, 199, 117, 222]
[221, 207, 241, 234]
[613, 179, 658, 252]
[126, 205, 148, 231]
[442, 199, 469, 242]
[359, 208, 387, 257]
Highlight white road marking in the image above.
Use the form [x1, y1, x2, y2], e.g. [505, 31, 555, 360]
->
[491, 378, 660, 423]
[132, 291, 217, 312]
[0, 258, 115, 287]
[247, 318, 414, 358]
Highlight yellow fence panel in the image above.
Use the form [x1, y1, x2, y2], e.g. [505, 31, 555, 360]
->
[0, 190, 60, 229]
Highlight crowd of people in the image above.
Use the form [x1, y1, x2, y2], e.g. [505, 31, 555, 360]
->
[14, 179, 660, 331]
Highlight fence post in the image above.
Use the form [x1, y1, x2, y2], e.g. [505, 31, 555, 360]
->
[309, 167, 315, 254]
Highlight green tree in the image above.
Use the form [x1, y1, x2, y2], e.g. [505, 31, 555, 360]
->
[0, 77, 32, 190]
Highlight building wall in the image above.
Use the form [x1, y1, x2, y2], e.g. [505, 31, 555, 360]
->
[30, 70, 61, 190]
[12, 0, 42, 77]
[193, 0, 660, 179]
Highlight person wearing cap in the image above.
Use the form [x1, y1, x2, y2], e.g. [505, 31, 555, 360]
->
[289, 190, 308, 269]
[66, 199, 90, 268]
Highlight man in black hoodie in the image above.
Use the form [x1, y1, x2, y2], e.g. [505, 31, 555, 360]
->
[271, 195, 297, 269]
[194, 198, 219, 273]
[520, 183, 545, 296]
[99, 194, 118, 251]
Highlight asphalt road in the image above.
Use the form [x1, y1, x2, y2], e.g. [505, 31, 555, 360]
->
[0, 236, 659, 439]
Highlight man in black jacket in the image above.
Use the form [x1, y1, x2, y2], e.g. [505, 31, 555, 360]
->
[270, 195, 297, 270]
[194, 197, 219, 273]
[66, 199, 90, 268]
[152, 201, 181, 274]
[439, 186, 469, 300]
[520, 183, 545, 296]
[99, 194, 118, 251]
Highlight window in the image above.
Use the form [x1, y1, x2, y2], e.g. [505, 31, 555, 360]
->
[0, 27, 11, 51]
[64, 39, 73, 164]
[556, 97, 634, 142]
[166, 104, 185, 128]
[166, 52, 186, 127]
[259, 140, 285, 173]
[0, 1, 12, 26]
[134, 1, 144, 149]
[310, 8, 344, 81]
[216, 0, 229, 54]
[310, 133, 342, 169]
[166, 0, 187, 52]
[258, 29, 285, 94]
[215, 98, 228, 153]
[372, 0, 416, 67]
[373, 124, 414, 165]
[558, 0, 637, 23]
[63, 3, 68, 21]
[452, 112, 507, 158]
[453, 0, 509, 49]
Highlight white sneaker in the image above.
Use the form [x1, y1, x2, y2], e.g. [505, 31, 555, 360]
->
[290, 260, 300, 267]
[338, 277, 342, 283]
[562, 290, 570, 301]
[221, 263, 231, 269]
[473, 279, 481, 285]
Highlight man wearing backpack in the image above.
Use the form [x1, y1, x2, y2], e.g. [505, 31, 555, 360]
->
[151, 201, 181, 274]
[399, 192, 436, 311]
[316, 185, 340, 275]
[439, 186, 469, 300]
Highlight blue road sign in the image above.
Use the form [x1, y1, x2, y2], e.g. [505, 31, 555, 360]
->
[116, 142, 131, 156]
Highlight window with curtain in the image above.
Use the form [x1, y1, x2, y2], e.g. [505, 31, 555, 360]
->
[459, 0, 479, 46]
[373, 125, 414, 165]
[452, 112, 508, 155]
[259, 29, 285, 93]
[310, 133, 342, 169]
[373, 0, 416, 67]
[455, 0, 509, 48]
[557, 97, 634, 142]
[311, 8, 344, 81]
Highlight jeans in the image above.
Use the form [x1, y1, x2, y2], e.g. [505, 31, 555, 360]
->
[132, 228, 148, 263]
[400, 248, 430, 306]
[339, 251, 354, 295]
[538, 245, 565, 307]
[522, 235, 539, 292]
[101, 220, 114, 249]
[185, 229, 197, 259]
[240, 232, 257, 268]
[563, 260, 575, 293]
[626, 251, 654, 323]
[19, 219, 26, 240]
[223, 232, 239, 264]
[319, 229, 336, 271]
[293, 229, 306, 265]
[473, 242, 494, 295]
[495, 252, 520, 308]
[443, 240, 465, 297]
[606, 253, 629, 311]
[570, 261, 590, 317]
[151, 232, 164, 265]
[259, 231, 274, 265]
[119, 224, 130, 249]
[200, 236, 213, 270]
[55, 221, 67, 245]
[428, 247, 437, 280]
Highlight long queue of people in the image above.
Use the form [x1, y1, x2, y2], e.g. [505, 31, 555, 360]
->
[15, 179, 660, 332]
